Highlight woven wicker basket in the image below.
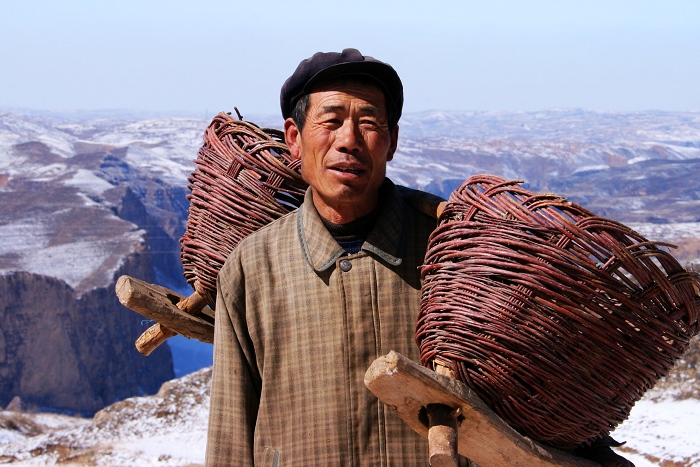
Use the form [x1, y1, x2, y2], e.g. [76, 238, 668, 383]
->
[180, 112, 307, 308]
[416, 174, 700, 448]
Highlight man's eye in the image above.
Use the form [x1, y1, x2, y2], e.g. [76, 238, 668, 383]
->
[360, 120, 379, 127]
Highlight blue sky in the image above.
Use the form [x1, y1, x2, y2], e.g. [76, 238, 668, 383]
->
[1, 0, 698, 116]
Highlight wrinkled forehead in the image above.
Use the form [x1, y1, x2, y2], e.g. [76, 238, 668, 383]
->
[308, 76, 388, 113]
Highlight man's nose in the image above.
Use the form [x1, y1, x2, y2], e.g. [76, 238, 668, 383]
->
[335, 120, 363, 153]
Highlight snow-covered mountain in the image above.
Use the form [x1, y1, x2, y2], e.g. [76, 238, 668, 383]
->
[0, 113, 202, 293]
[394, 110, 700, 228]
[1, 108, 699, 464]
[3, 108, 699, 289]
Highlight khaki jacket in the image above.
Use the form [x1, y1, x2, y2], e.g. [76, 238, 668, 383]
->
[206, 180, 435, 466]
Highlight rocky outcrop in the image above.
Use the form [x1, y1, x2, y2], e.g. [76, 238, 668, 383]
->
[0, 115, 203, 416]
[0, 252, 174, 416]
[103, 181, 189, 289]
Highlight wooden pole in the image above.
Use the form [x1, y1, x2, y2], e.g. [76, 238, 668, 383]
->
[135, 324, 177, 356]
[428, 403, 459, 467]
[398, 186, 448, 219]
[428, 361, 460, 467]
[365, 351, 598, 467]
[115, 275, 214, 355]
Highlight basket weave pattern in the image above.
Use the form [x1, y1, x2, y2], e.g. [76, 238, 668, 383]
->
[180, 112, 307, 308]
[416, 175, 700, 448]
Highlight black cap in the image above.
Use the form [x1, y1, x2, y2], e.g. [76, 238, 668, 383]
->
[280, 48, 403, 125]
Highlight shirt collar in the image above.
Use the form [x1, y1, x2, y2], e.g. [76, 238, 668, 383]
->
[297, 179, 408, 272]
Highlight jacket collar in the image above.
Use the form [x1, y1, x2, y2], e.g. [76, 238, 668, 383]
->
[297, 179, 408, 272]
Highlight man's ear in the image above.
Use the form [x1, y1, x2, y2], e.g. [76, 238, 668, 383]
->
[284, 118, 302, 160]
[386, 125, 399, 162]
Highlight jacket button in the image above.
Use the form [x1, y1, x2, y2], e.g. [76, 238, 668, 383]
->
[339, 259, 352, 272]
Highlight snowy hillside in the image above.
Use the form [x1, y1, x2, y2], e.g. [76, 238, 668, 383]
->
[0, 113, 206, 293]
[2, 108, 699, 292]
[1, 365, 698, 466]
[0, 369, 210, 466]
[1, 108, 699, 465]
[390, 109, 700, 193]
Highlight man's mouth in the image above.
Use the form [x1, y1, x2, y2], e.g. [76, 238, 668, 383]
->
[333, 167, 363, 174]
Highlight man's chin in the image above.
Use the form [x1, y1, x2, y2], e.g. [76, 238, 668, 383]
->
[312, 185, 380, 216]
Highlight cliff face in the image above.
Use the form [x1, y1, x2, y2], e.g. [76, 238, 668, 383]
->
[0, 114, 199, 415]
[0, 252, 174, 416]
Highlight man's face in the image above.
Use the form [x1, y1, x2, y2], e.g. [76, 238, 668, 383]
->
[284, 81, 398, 223]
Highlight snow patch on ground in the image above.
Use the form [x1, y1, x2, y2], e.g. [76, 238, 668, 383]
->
[628, 222, 700, 240]
[17, 240, 118, 289]
[1, 367, 699, 466]
[613, 398, 700, 466]
[64, 169, 115, 195]
[0, 221, 50, 257]
[0, 368, 210, 466]
[572, 164, 610, 174]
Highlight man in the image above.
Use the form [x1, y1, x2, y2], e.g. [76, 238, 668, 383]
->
[206, 49, 436, 466]
[205, 49, 634, 467]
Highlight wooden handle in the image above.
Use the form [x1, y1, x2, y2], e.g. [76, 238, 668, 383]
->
[365, 351, 598, 466]
[428, 404, 459, 467]
[134, 288, 210, 355]
[397, 185, 448, 219]
[428, 362, 459, 467]
[175, 289, 208, 315]
[116, 275, 214, 356]
[135, 323, 177, 356]
[132, 289, 209, 355]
